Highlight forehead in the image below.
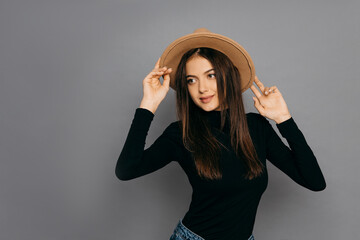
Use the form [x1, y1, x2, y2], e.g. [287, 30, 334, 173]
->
[185, 56, 213, 73]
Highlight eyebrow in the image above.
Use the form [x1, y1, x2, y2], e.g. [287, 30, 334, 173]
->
[185, 68, 215, 78]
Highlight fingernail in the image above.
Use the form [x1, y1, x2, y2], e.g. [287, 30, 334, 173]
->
[265, 91, 268, 94]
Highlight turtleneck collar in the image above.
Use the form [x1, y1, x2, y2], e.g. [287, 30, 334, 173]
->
[202, 108, 230, 132]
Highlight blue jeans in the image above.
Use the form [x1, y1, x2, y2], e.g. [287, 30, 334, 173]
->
[169, 218, 255, 240]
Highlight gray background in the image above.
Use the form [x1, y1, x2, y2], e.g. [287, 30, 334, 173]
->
[1, 0, 359, 239]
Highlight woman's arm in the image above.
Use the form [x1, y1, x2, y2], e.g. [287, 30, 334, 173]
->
[116, 57, 175, 180]
[249, 76, 326, 191]
[260, 115, 326, 191]
[115, 107, 181, 181]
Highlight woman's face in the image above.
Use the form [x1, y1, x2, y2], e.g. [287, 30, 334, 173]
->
[185, 56, 221, 112]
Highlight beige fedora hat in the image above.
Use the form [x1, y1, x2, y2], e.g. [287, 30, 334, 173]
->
[159, 28, 255, 92]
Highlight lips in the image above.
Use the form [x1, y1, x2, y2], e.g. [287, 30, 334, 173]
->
[200, 95, 214, 103]
[200, 95, 214, 100]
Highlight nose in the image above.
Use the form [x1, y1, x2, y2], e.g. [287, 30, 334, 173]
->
[198, 79, 209, 93]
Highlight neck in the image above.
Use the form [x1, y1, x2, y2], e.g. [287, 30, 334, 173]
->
[202, 108, 230, 132]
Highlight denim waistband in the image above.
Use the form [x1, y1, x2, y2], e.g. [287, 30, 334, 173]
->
[170, 218, 255, 240]
[174, 219, 205, 240]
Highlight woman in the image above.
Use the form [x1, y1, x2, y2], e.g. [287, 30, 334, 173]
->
[116, 29, 326, 240]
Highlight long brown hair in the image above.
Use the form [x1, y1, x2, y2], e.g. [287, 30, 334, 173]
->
[174, 47, 264, 181]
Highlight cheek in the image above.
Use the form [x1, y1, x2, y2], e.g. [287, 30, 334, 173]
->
[187, 87, 196, 101]
[212, 81, 218, 92]
[187, 92, 192, 101]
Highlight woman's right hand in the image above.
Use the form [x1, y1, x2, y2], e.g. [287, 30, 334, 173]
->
[139, 57, 172, 114]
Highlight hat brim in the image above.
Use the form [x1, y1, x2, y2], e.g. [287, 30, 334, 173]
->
[159, 31, 255, 92]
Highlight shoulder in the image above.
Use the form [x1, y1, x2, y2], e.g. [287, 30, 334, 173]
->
[246, 112, 271, 134]
[164, 120, 182, 132]
[162, 120, 183, 142]
[246, 112, 268, 124]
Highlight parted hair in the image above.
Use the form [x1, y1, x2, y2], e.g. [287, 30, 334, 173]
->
[174, 47, 264, 180]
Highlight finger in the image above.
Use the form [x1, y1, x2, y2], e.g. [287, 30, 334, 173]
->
[161, 68, 172, 78]
[145, 71, 157, 80]
[161, 67, 170, 72]
[264, 86, 270, 95]
[252, 96, 265, 114]
[155, 57, 161, 68]
[146, 71, 165, 80]
[153, 71, 165, 79]
[150, 71, 165, 76]
[250, 84, 262, 99]
[162, 68, 172, 88]
[271, 86, 278, 93]
[157, 68, 171, 78]
[254, 75, 265, 93]
[267, 86, 278, 94]
[148, 67, 171, 80]
[153, 65, 167, 72]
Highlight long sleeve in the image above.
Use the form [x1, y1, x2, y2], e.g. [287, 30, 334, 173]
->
[115, 108, 182, 181]
[260, 115, 326, 191]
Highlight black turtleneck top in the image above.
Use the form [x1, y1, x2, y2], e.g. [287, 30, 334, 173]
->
[115, 107, 326, 240]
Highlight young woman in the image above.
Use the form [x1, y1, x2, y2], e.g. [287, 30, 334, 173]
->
[116, 30, 326, 240]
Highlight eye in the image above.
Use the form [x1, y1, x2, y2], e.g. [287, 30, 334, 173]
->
[208, 73, 216, 78]
[186, 78, 196, 84]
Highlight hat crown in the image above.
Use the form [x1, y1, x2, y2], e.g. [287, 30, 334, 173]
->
[193, 28, 211, 33]
[160, 27, 255, 92]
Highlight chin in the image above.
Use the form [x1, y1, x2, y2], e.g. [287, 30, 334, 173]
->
[197, 103, 220, 112]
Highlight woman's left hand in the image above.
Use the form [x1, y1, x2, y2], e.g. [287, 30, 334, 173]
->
[250, 75, 292, 124]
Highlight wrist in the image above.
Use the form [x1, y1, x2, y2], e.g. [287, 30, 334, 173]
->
[139, 98, 159, 114]
[275, 114, 292, 124]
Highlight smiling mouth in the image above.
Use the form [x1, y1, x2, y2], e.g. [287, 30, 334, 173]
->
[200, 95, 214, 103]
[200, 95, 214, 100]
